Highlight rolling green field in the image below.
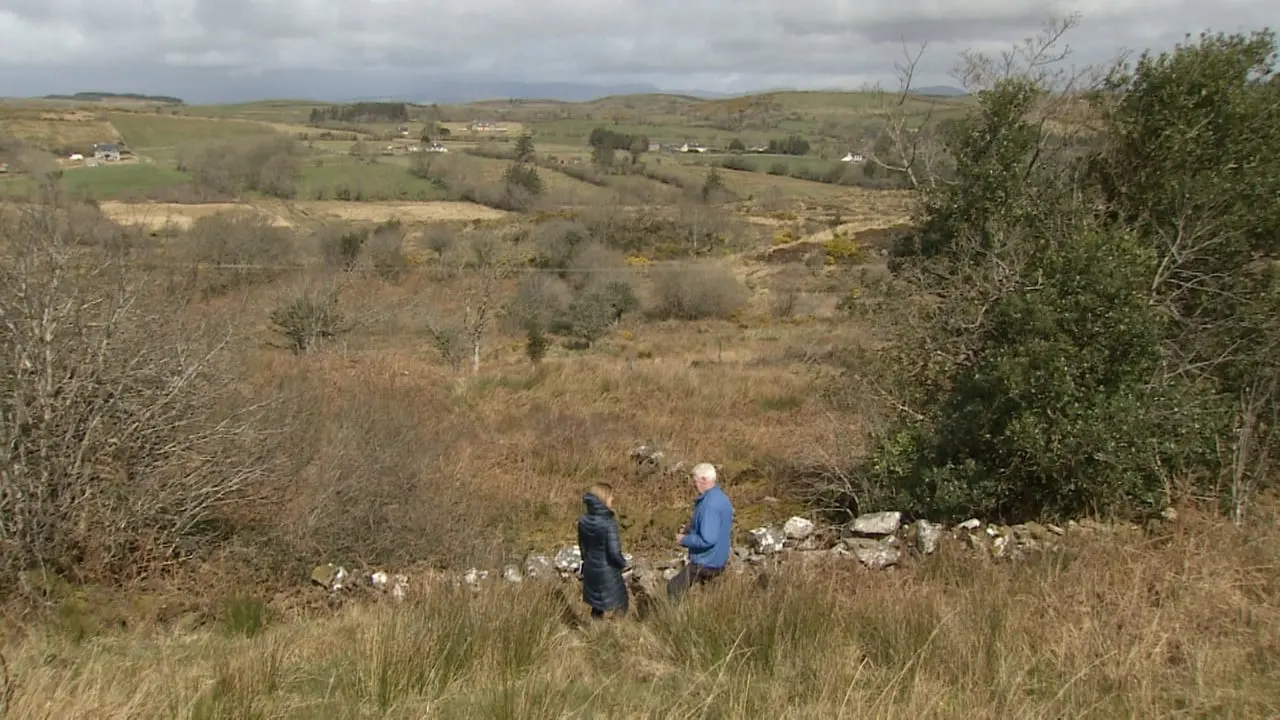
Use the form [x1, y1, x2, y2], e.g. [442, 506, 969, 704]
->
[181, 100, 329, 124]
[0, 88, 962, 206]
[0, 163, 192, 199]
[298, 155, 450, 202]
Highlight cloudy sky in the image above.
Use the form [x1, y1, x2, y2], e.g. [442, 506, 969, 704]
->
[0, 0, 1273, 102]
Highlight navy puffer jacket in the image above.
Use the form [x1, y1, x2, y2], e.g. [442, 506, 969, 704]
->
[577, 492, 630, 612]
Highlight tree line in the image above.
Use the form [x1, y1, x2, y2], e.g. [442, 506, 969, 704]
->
[309, 102, 410, 125]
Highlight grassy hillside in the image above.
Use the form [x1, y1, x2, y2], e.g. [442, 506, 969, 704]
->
[108, 112, 280, 148]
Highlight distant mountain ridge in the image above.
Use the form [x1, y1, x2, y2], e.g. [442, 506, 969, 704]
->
[21, 81, 967, 107]
[347, 81, 966, 105]
[345, 81, 731, 104]
[42, 91, 185, 104]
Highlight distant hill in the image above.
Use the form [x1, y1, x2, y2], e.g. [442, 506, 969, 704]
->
[41, 91, 185, 105]
[913, 85, 967, 97]
[348, 81, 729, 104]
[345, 82, 972, 105]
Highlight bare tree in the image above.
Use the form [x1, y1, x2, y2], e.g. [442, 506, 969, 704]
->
[864, 40, 948, 190]
[424, 235, 513, 373]
[864, 15, 1100, 191]
[0, 188, 284, 584]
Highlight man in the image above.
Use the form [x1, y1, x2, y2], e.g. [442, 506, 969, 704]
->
[668, 462, 734, 604]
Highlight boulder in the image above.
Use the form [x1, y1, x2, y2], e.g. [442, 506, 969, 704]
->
[629, 444, 666, 467]
[390, 575, 408, 602]
[370, 571, 389, 589]
[524, 553, 554, 580]
[311, 563, 348, 591]
[749, 526, 787, 554]
[783, 516, 816, 540]
[553, 546, 582, 575]
[852, 511, 902, 537]
[914, 519, 943, 555]
[846, 538, 901, 570]
[502, 564, 523, 583]
[958, 518, 982, 531]
[1023, 521, 1052, 542]
[462, 568, 489, 585]
[992, 535, 1010, 558]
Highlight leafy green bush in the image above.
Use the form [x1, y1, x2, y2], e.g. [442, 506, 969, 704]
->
[842, 29, 1278, 524]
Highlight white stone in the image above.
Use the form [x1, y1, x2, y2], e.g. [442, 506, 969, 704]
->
[958, 518, 982, 531]
[524, 554, 554, 579]
[370, 571, 389, 589]
[749, 526, 787, 554]
[629, 445, 665, 466]
[852, 511, 902, 536]
[992, 535, 1009, 558]
[502, 565, 523, 583]
[462, 568, 488, 585]
[915, 520, 943, 555]
[783, 516, 816, 540]
[848, 538, 901, 570]
[332, 566, 349, 590]
[553, 546, 582, 574]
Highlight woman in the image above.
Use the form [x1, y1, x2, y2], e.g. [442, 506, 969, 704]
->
[577, 483, 630, 620]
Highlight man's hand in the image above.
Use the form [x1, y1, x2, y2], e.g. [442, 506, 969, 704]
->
[675, 532, 686, 545]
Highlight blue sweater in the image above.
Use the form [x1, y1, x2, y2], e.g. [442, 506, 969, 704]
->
[679, 485, 734, 569]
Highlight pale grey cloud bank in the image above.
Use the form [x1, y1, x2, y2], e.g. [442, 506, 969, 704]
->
[0, 0, 1274, 102]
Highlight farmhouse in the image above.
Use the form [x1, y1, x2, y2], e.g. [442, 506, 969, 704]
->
[93, 143, 121, 162]
[840, 151, 866, 163]
[468, 121, 508, 133]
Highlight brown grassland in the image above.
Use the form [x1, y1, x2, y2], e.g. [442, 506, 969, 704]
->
[3, 507, 1278, 718]
[1, 172, 1275, 719]
[1, 27, 1279, 716]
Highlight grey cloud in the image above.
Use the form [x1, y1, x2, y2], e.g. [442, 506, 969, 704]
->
[0, 0, 1275, 102]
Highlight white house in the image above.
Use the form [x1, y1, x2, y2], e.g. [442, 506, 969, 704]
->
[840, 152, 866, 163]
[93, 143, 121, 162]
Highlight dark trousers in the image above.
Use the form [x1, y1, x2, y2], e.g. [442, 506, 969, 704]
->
[590, 606, 627, 620]
[666, 563, 723, 604]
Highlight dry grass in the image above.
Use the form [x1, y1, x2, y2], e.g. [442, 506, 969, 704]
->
[4, 510, 1279, 718]
[297, 200, 511, 224]
[97, 199, 511, 233]
[0, 108, 121, 151]
[97, 201, 295, 231]
[5, 175, 1275, 717]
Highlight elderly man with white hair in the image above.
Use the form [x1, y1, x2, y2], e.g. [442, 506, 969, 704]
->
[668, 462, 735, 604]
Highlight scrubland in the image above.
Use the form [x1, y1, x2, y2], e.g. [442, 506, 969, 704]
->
[1, 20, 1279, 719]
